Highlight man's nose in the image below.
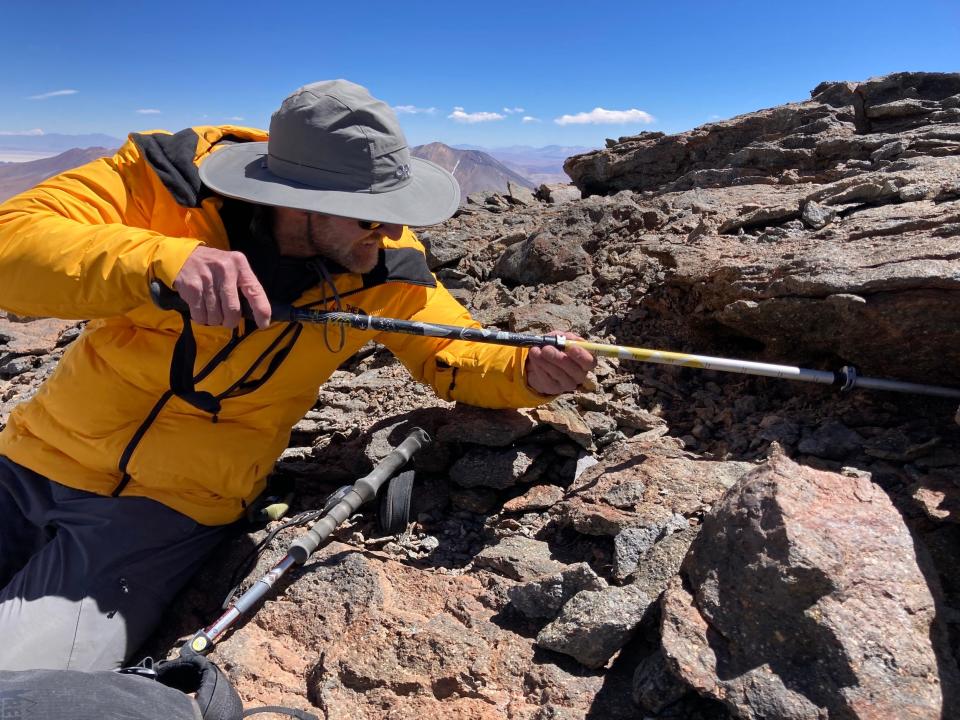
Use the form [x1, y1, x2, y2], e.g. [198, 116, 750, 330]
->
[379, 223, 405, 240]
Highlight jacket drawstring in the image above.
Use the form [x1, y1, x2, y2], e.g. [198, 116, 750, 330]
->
[308, 258, 346, 353]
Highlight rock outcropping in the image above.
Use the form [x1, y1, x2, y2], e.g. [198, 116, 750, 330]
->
[2, 72, 960, 719]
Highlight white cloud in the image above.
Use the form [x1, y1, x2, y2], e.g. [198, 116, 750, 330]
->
[136, 108, 161, 114]
[522, 116, 541, 124]
[502, 107, 525, 114]
[554, 107, 655, 126]
[28, 89, 78, 100]
[227, 116, 245, 122]
[395, 105, 436, 115]
[448, 106, 506, 124]
[0, 128, 45, 136]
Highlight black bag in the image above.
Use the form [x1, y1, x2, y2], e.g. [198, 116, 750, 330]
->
[0, 652, 316, 720]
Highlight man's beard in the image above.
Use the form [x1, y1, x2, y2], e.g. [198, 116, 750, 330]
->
[333, 241, 380, 273]
[306, 214, 381, 273]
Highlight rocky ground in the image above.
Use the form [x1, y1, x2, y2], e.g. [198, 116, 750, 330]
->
[2, 71, 960, 719]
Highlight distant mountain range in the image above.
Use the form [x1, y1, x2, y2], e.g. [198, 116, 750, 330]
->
[452, 144, 593, 185]
[0, 135, 591, 204]
[0, 147, 115, 202]
[0, 133, 123, 154]
[411, 143, 538, 197]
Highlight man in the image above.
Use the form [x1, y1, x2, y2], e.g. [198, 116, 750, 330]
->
[0, 80, 594, 671]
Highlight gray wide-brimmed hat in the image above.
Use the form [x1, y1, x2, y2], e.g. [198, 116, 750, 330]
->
[199, 80, 460, 226]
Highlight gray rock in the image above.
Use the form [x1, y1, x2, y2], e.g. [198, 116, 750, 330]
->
[435, 268, 479, 291]
[614, 517, 693, 582]
[435, 406, 537, 446]
[633, 647, 690, 713]
[629, 526, 697, 597]
[574, 453, 599, 480]
[583, 410, 618, 439]
[535, 183, 582, 205]
[507, 303, 592, 335]
[660, 452, 956, 719]
[449, 444, 545, 489]
[507, 181, 536, 206]
[55, 326, 82, 347]
[492, 232, 592, 286]
[536, 582, 650, 668]
[507, 562, 606, 620]
[797, 419, 863, 460]
[473, 535, 567, 582]
[0, 355, 35, 379]
[800, 200, 836, 229]
[871, 139, 909, 162]
[613, 526, 661, 579]
[603, 477, 647, 509]
[422, 231, 470, 269]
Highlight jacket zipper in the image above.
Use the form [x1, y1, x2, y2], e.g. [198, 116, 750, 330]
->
[112, 330, 245, 496]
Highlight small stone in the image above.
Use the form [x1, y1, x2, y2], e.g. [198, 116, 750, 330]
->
[0, 356, 35, 379]
[508, 563, 606, 620]
[536, 582, 650, 668]
[474, 535, 567, 582]
[797, 420, 863, 460]
[800, 200, 836, 230]
[503, 484, 565, 513]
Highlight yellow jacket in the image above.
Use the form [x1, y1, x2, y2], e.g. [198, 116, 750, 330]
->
[0, 126, 548, 525]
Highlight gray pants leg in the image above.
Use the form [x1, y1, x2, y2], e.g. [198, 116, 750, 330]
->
[0, 457, 234, 671]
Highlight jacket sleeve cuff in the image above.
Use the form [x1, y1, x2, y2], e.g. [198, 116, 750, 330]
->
[151, 237, 203, 288]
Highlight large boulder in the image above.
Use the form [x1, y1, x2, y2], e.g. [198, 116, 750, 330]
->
[556, 72, 960, 384]
[492, 231, 592, 286]
[565, 72, 960, 195]
[659, 452, 958, 719]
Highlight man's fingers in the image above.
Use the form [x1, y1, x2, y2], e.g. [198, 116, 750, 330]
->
[534, 363, 568, 395]
[236, 261, 272, 329]
[174, 247, 271, 329]
[203, 280, 224, 326]
[177, 278, 210, 326]
[218, 264, 242, 329]
[526, 331, 598, 395]
[554, 332, 597, 372]
[527, 346, 572, 395]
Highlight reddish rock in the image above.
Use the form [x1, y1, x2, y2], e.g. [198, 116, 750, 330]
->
[503, 484, 564, 513]
[660, 453, 957, 719]
[556, 438, 754, 536]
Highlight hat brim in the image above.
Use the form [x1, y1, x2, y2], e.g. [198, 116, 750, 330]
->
[198, 142, 461, 227]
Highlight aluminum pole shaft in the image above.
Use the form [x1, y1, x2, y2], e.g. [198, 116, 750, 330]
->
[287, 308, 960, 400]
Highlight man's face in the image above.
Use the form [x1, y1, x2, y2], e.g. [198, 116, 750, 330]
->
[271, 207, 404, 273]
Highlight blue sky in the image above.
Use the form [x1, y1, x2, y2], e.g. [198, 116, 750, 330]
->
[2, 0, 958, 150]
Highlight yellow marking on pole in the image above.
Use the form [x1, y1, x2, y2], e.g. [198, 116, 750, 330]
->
[568, 340, 707, 368]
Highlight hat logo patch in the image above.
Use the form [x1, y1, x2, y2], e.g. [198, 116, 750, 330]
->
[395, 164, 412, 180]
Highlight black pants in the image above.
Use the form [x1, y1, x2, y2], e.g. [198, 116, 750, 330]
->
[0, 457, 232, 670]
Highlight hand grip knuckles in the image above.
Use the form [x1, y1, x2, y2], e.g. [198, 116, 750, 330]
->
[149, 279, 272, 322]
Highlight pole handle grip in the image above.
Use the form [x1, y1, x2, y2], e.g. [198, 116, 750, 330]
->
[289, 427, 431, 564]
[148, 280, 294, 323]
[149, 280, 190, 313]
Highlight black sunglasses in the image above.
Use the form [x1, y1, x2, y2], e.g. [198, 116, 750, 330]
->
[357, 220, 382, 230]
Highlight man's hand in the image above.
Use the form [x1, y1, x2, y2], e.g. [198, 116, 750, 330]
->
[525, 331, 596, 396]
[173, 246, 272, 329]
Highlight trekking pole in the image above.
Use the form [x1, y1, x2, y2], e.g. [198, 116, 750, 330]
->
[182, 427, 431, 657]
[280, 308, 960, 401]
[149, 282, 960, 400]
